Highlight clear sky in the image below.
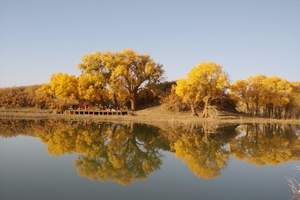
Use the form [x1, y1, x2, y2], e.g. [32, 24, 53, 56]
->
[0, 0, 299, 87]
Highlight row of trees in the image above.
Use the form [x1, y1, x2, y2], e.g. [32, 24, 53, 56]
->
[0, 85, 40, 108]
[230, 76, 300, 118]
[168, 62, 300, 118]
[0, 49, 299, 118]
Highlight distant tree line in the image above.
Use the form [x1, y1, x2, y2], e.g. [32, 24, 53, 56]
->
[0, 49, 300, 118]
[0, 85, 40, 108]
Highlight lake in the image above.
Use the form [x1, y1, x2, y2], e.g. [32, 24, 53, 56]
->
[1, 119, 300, 200]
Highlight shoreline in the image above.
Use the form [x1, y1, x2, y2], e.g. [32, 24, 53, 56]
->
[1, 109, 300, 126]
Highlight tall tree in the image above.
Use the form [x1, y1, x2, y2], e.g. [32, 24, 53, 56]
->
[78, 49, 164, 110]
[175, 62, 229, 117]
[110, 49, 164, 110]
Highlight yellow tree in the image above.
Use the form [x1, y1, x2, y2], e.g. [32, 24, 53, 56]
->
[246, 75, 266, 115]
[78, 73, 107, 105]
[261, 76, 292, 118]
[35, 84, 55, 108]
[49, 73, 78, 99]
[110, 49, 164, 110]
[48, 73, 79, 110]
[231, 75, 293, 118]
[78, 51, 116, 107]
[287, 82, 300, 118]
[175, 62, 229, 117]
[230, 79, 250, 113]
[230, 75, 266, 116]
[78, 49, 163, 110]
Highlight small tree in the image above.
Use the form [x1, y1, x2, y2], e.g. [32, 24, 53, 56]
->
[49, 73, 79, 110]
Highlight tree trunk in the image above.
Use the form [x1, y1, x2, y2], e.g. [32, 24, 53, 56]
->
[190, 103, 198, 116]
[202, 97, 210, 118]
[130, 97, 136, 111]
[113, 93, 119, 109]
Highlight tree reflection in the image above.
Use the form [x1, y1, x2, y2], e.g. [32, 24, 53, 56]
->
[168, 124, 238, 179]
[0, 119, 36, 137]
[35, 121, 166, 185]
[75, 124, 163, 185]
[230, 124, 300, 165]
[1, 119, 300, 184]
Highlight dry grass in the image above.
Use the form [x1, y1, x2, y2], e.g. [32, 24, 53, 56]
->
[1, 105, 300, 126]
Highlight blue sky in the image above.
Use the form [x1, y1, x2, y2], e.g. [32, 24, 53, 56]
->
[0, 0, 299, 87]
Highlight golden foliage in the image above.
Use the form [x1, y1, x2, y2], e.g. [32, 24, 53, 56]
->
[230, 75, 295, 118]
[230, 124, 300, 165]
[2, 119, 300, 183]
[78, 73, 107, 103]
[175, 62, 229, 116]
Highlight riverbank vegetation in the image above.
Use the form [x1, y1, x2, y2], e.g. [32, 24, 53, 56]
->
[1, 49, 300, 119]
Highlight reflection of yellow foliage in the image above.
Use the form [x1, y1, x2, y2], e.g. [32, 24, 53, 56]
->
[37, 125, 77, 155]
[34, 121, 164, 185]
[75, 125, 162, 185]
[231, 124, 300, 165]
[2, 119, 300, 184]
[173, 132, 229, 180]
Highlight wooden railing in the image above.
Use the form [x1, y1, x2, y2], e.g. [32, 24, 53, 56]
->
[57, 109, 129, 116]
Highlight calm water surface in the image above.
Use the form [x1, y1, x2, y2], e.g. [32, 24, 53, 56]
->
[1, 119, 300, 200]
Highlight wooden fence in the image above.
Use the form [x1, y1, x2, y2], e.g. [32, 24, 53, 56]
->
[58, 109, 129, 116]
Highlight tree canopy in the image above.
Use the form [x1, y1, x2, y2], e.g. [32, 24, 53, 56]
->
[175, 62, 229, 116]
[78, 49, 164, 110]
[230, 75, 297, 118]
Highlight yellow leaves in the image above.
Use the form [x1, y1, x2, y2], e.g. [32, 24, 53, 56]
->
[145, 63, 154, 75]
[175, 62, 229, 115]
[187, 62, 228, 96]
[230, 124, 300, 165]
[32, 122, 164, 185]
[230, 75, 294, 117]
[49, 73, 78, 100]
[109, 156, 125, 169]
[76, 49, 164, 110]
[78, 51, 115, 73]
[172, 133, 228, 180]
[78, 73, 106, 102]
[111, 65, 127, 79]
[175, 79, 189, 99]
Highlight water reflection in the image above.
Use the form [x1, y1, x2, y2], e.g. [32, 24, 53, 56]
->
[1, 119, 300, 185]
[162, 124, 238, 179]
[230, 124, 300, 165]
